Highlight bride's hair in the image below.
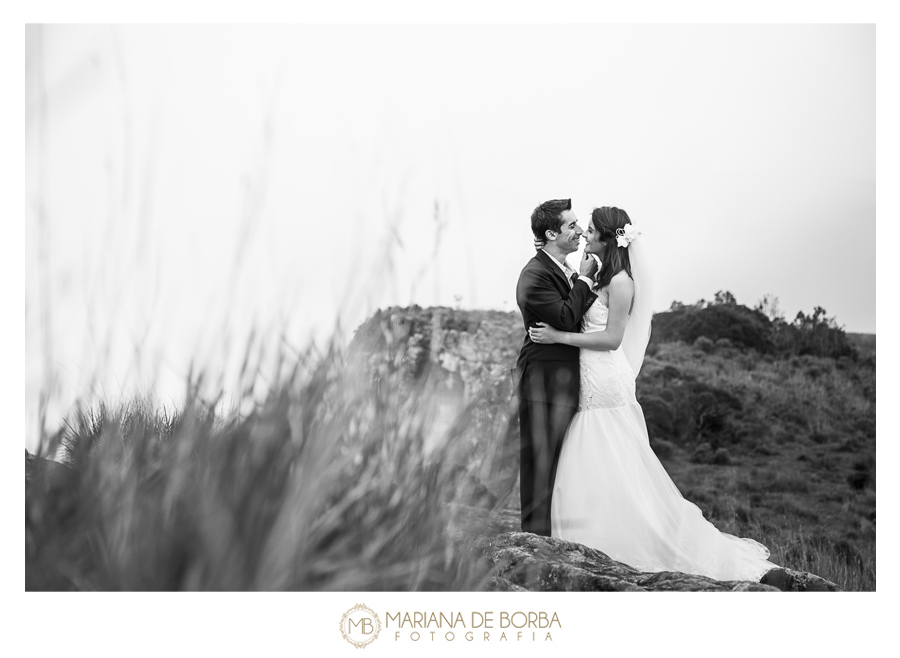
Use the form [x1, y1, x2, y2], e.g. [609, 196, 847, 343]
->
[592, 206, 634, 290]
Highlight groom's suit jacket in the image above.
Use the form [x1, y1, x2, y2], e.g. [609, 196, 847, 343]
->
[515, 250, 597, 407]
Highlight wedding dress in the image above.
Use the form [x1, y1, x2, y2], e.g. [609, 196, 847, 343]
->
[550, 296, 777, 582]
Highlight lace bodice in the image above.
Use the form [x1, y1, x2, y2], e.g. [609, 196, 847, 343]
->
[582, 295, 610, 332]
[578, 298, 637, 411]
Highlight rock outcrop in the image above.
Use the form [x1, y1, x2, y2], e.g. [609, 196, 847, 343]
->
[757, 565, 842, 592]
[450, 503, 842, 592]
[477, 532, 842, 592]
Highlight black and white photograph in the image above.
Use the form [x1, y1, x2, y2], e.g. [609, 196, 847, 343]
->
[17, 8, 891, 655]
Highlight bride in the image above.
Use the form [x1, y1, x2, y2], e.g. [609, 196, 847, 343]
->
[528, 206, 777, 582]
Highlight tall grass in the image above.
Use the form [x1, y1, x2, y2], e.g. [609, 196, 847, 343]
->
[26, 329, 519, 591]
[714, 511, 875, 592]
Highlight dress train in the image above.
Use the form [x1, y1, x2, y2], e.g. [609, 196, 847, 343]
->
[550, 300, 776, 582]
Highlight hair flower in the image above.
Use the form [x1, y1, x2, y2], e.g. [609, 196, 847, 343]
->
[615, 224, 641, 249]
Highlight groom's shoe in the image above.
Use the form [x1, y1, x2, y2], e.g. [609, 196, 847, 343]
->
[522, 526, 551, 537]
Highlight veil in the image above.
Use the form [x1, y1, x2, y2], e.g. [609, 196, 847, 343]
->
[621, 232, 655, 377]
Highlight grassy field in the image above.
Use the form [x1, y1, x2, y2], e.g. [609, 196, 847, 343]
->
[26, 303, 875, 591]
[637, 341, 875, 591]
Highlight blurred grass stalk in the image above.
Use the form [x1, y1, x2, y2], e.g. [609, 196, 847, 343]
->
[27, 321, 519, 591]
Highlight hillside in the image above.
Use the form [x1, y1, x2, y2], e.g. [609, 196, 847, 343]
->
[349, 299, 876, 590]
[847, 332, 876, 360]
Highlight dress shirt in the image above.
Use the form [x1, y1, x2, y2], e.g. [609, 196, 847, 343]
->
[541, 249, 595, 289]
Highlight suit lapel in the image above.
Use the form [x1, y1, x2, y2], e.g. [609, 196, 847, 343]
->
[535, 249, 571, 292]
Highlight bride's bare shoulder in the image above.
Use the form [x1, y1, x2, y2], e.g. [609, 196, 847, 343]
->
[608, 270, 635, 293]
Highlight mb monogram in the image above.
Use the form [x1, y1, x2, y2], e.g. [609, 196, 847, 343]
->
[339, 604, 382, 648]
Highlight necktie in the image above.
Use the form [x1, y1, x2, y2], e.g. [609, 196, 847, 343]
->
[569, 272, 578, 288]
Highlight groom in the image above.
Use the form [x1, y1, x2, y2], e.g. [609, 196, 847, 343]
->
[515, 199, 597, 536]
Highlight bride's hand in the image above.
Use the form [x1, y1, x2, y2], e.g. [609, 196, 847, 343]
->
[533, 236, 546, 250]
[528, 322, 561, 345]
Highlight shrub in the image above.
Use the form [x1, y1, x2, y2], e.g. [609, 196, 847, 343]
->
[855, 415, 875, 440]
[650, 438, 675, 460]
[773, 307, 857, 360]
[694, 336, 715, 353]
[712, 447, 732, 465]
[651, 299, 775, 353]
[775, 405, 810, 430]
[691, 383, 742, 442]
[639, 394, 676, 442]
[847, 458, 874, 491]
[660, 364, 684, 382]
[690, 442, 714, 464]
[638, 364, 743, 447]
[652, 294, 858, 361]
[809, 431, 830, 445]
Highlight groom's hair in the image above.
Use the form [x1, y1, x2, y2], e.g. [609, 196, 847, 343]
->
[531, 198, 571, 239]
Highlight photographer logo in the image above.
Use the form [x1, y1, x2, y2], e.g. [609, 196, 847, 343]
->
[339, 604, 382, 648]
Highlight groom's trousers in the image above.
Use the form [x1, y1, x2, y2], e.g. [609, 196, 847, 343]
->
[518, 361, 579, 537]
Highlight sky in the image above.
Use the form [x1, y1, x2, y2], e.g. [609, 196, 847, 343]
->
[24, 23, 875, 449]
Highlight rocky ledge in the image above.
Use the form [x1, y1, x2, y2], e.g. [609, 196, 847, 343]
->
[475, 532, 842, 592]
